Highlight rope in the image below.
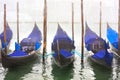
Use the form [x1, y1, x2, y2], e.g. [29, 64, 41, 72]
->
[39, 50, 81, 58]
[71, 50, 81, 57]
[39, 52, 54, 58]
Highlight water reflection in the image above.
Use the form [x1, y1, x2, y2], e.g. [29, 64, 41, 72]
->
[88, 58, 112, 80]
[113, 58, 120, 80]
[51, 63, 74, 80]
[4, 59, 39, 80]
[41, 63, 50, 80]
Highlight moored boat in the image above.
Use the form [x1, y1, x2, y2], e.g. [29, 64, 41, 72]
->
[1, 23, 42, 68]
[85, 23, 113, 68]
[51, 24, 75, 67]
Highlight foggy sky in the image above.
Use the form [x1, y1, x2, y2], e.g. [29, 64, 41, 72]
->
[0, 0, 118, 23]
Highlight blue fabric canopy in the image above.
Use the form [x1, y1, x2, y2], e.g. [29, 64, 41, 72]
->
[85, 22, 99, 51]
[53, 24, 72, 43]
[60, 49, 73, 58]
[85, 22, 110, 51]
[52, 50, 73, 58]
[28, 23, 42, 42]
[20, 23, 42, 50]
[0, 23, 13, 48]
[92, 50, 113, 66]
[92, 50, 106, 59]
[35, 41, 41, 50]
[8, 51, 28, 57]
[85, 23, 99, 44]
[107, 24, 118, 49]
[85, 38, 107, 51]
[15, 42, 21, 51]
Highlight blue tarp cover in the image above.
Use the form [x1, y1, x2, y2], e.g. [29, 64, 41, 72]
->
[53, 24, 73, 43]
[8, 51, 28, 57]
[20, 23, 42, 46]
[105, 52, 113, 66]
[35, 41, 41, 50]
[15, 42, 21, 51]
[28, 23, 42, 42]
[92, 50, 113, 66]
[60, 49, 73, 58]
[19, 23, 42, 50]
[52, 49, 73, 58]
[107, 24, 118, 49]
[0, 23, 13, 48]
[92, 50, 106, 59]
[85, 23, 99, 44]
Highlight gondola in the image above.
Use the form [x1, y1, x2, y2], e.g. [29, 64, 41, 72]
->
[51, 24, 75, 67]
[107, 24, 118, 53]
[1, 23, 42, 68]
[85, 23, 113, 68]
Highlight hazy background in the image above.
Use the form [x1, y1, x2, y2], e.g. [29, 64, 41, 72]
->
[0, 0, 118, 51]
[0, 0, 118, 23]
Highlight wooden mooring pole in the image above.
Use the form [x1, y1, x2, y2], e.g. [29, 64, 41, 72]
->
[43, 0, 47, 62]
[17, 2, 19, 44]
[118, 0, 120, 55]
[72, 2, 74, 41]
[81, 0, 84, 64]
[99, 1, 102, 38]
[4, 4, 7, 54]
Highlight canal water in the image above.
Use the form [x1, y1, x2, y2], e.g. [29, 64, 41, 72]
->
[0, 22, 119, 80]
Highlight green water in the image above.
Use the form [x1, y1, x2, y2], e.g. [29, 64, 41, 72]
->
[0, 22, 119, 80]
[0, 53, 119, 80]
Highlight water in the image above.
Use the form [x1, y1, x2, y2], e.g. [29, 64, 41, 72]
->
[0, 22, 119, 80]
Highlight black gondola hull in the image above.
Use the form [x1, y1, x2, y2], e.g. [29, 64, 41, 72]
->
[52, 53, 75, 68]
[88, 56, 112, 68]
[1, 51, 39, 68]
